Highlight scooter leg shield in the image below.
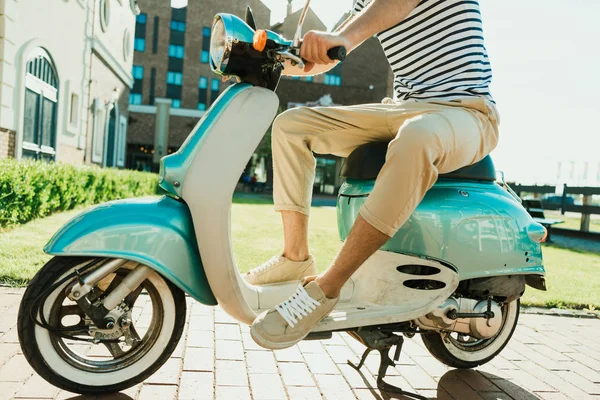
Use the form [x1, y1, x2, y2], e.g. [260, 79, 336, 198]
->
[44, 195, 217, 306]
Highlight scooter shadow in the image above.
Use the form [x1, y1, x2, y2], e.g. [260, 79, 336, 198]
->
[62, 394, 133, 400]
[353, 368, 537, 400]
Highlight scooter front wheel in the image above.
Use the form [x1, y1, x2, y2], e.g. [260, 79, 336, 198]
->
[17, 257, 187, 395]
[421, 299, 520, 369]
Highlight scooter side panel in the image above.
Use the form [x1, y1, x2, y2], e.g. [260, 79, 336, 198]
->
[44, 196, 217, 306]
[338, 179, 545, 280]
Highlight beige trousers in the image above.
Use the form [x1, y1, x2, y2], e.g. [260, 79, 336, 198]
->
[272, 97, 500, 237]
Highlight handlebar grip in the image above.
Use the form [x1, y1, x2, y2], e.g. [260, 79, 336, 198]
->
[327, 46, 347, 62]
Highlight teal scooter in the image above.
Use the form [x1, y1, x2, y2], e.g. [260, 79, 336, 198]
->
[17, 2, 547, 396]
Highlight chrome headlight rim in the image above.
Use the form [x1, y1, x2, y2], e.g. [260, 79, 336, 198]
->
[210, 15, 233, 76]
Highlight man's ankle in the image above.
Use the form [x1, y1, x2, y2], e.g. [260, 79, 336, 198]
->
[283, 251, 310, 262]
[314, 276, 340, 299]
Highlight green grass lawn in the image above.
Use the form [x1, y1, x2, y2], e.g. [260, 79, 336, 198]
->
[1, 197, 599, 310]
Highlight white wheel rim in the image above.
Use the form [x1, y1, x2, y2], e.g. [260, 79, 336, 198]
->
[33, 261, 177, 387]
[443, 301, 518, 362]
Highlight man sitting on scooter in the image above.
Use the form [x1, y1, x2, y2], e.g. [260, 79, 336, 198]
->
[248, 0, 500, 349]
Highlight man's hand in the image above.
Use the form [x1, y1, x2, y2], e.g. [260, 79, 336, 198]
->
[300, 31, 352, 73]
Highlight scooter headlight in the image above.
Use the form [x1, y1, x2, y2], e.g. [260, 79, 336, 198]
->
[210, 17, 228, 74]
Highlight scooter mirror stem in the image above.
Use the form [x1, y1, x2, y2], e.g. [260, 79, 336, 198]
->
[293, 0, 312, 47]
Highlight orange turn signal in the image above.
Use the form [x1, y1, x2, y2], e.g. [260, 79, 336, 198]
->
[540, 226, 548, 243]
[253, 29, 267, 52]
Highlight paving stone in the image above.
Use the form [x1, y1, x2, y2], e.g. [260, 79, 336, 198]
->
[279, 362, 315, 387]
[145, 357, 182, 385]
[324, 344, 359, 364]
[410, 355, 451, 378]
[189, 315, 215, 331]
[138, 384, 177, 400]
[298, 340, 326, 354]
[455, 369, 500, 392]
[0, 355, 34, 382]
[513, 360, 595, 400]
[246, 351, 278, 374]
[183, 347, 214, 372]
[178, 371, 214, 399]
[0, 327, 19, 344]
[528, 344, 573, 362]
[536, 392, 572, 400]
[438, 373, 486, 400]
[186, 329, 214, 348]
[13, 374, 59, 399]
[214, 310, 238, 324]
[0, 381, 22, 399]
[215, 385, 251, 400]
[214, 323, 241, 340]
[478, 391, 514, 400]
[554, 370, 600, 395]
[215, 360, 247, 386]
[274, 345, 304, 362]
[215, 339, 244, 360]
[337, 363, 378, 389]
[249, 373, 287, 400]
[561, 361, 600, 383]
[314, 373, 354, 400]
[304, 352, 339, 375]
[0, 342, 19, 367]
[285, 386, 323, 400]
[241, 332, 266, 351]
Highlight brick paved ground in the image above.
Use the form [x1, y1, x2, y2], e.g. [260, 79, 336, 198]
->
[1, 287, 599, 400]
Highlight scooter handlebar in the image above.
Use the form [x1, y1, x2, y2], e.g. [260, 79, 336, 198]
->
[327, 46, 347, 62]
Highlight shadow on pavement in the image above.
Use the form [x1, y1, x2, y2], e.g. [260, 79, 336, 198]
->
[349, 368, 536, 399]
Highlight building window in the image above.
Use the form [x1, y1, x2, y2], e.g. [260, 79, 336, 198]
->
[134, 12, 147, 52]
[172, 99, 181, 108]
[168, 44, 184, 59]
[199, 77, 208, 89]
[200, 50, 209, 63]
[69, 93, 80, 125]
[324, 74, 342, 86]
[91, 100, 105, 164]
[132, 65, 144, 79]
[305, 76, 313, 82]
[152, 16, 160, 54]
[149, 67, 156, 104]
[129, 93, 142, 105]
[23, 49, 58, 162]
[100, 0, 111, 32]
[167, 71, 183, 85]
[201, 26, 210, 63]
[170, 20, 186, 32]
[210, 78, 220, 105]
[134, 38, 145, 52]
[197, 103, 206, 111]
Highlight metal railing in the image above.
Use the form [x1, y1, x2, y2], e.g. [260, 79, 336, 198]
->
[510, 184, 600, 233]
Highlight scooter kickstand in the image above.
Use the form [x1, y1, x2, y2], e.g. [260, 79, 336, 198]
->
[347, 332, 427, 400]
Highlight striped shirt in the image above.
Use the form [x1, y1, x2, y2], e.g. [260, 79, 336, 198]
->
[352, 0, 494, 103]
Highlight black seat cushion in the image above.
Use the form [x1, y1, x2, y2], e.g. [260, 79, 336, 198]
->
[340, 142, 496, 181]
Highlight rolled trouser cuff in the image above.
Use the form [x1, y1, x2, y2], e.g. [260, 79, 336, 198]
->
[274, 204, 311, 217]
[358, 205, 397, 238]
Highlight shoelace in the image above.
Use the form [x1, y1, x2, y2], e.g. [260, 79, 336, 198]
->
[248, 256, 281, 275]
[275, 285, 321, 328]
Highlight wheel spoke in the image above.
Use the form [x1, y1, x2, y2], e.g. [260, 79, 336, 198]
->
[124, 285, 144, 308]
[103, 342, 126, 358]
[60, 304, 85, 318]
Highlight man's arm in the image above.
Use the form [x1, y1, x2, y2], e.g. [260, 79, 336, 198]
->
[287, 0, 421, 75]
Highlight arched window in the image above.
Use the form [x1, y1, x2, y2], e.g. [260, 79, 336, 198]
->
[22, 49, 58, 161]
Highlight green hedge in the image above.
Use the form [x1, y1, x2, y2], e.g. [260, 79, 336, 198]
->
[0, 159, 159, 227]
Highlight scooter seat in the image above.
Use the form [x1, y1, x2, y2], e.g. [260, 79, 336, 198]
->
[340, 142, 497, 182]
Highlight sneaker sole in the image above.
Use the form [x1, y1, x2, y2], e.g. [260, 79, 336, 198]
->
[250, 323, 310, 350]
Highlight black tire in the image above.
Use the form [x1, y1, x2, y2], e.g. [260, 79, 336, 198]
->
[17, 256, 187, 395]
[421, 299, 520, 369]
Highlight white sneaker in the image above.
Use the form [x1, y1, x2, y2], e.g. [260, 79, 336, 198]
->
[244, 255, 317, 285]
[251, 281, 339, 349]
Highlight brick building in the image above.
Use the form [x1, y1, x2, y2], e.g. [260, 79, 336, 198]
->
[128, 0, 392, 191]
[0, 0, 137, 166]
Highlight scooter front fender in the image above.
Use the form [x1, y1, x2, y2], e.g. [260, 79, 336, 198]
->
[44, 196, 217, 306]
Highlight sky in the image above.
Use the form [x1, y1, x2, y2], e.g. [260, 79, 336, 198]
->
[172, 0, 600, 185]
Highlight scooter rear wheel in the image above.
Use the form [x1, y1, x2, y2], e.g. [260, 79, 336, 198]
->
[17, 257, 187, 395]
[421, 299, 520, 369]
